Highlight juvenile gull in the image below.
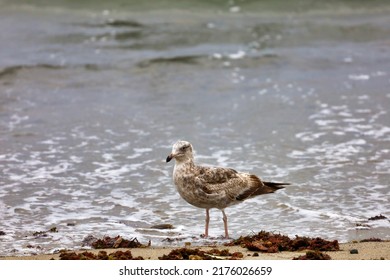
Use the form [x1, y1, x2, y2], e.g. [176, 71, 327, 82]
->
[166, 140, 289, 239]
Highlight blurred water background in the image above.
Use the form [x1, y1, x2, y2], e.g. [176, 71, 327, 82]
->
[0, 0, 389, 256]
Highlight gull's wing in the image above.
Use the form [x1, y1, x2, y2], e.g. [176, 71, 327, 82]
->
[193, 166, 259, 202]
[193, 165, 287, 203]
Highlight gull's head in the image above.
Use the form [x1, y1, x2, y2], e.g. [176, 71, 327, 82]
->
[166, 140, 194, 163]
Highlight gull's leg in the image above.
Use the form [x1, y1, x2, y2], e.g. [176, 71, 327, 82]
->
[204, 208, 210, 237]
[221, 209, 229, 239]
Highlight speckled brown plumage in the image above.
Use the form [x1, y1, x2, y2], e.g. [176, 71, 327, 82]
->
[166, 140, 289, 238]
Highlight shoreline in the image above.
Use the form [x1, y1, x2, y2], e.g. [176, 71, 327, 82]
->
[1, 241, 389, 260]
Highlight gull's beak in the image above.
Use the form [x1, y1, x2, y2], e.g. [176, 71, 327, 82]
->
[166, 153, 174, 162]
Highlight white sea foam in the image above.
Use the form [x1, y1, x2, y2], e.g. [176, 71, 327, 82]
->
[228, 50, 246, 59]
[8, 114, 29, 131]
[295, 132, 327, 142]
[348, 74, 370, 81]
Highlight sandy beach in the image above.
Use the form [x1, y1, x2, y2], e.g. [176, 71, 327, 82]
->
[1, 241, 388, 260]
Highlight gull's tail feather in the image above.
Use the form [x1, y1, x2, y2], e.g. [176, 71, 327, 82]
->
[249, 180, 289, 197]
[236, 175, 289, 201]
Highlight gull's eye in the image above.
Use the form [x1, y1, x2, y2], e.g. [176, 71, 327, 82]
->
[180, 145, 188, 151]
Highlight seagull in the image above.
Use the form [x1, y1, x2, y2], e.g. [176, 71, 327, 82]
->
[166, 140, 289, 239]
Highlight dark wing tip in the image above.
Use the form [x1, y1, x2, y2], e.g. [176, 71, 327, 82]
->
[263, 181, 290, 190]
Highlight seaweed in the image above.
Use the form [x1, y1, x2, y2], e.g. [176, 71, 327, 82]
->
[161, 237, 187, 243]
[368, 214, 387, 221]
[49, 227, 58, 232]
[59, 250, 144, 260]
[225, 231, 339, 253]
[355, 223, 371, 229]
[293, 251, 332, 260]
[360, 238, 383, 242]
[105, 250, 144, 260]
[91, 236, 148, 249]
[158, 248, 244, 260]
[81, 235, 98, 247]
[32, 231, 48, 238]
[32, 227, 58, 238]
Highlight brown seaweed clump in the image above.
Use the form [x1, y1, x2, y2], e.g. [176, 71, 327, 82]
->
[225, 231, 339, 253]
[360, 238, 383, 242]
[32, 227, 58, 238]
[293, 251, 332, 260]
[91, 236, 148, 249]
[59, 250, 144, 260]
[159, 248, 244, 260]
[368, 214, 387, 221]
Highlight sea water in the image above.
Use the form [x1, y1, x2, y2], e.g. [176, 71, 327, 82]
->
[0, 0, 389, 256]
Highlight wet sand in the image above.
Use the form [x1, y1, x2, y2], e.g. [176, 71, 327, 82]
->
[1, 241, 388, 260]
